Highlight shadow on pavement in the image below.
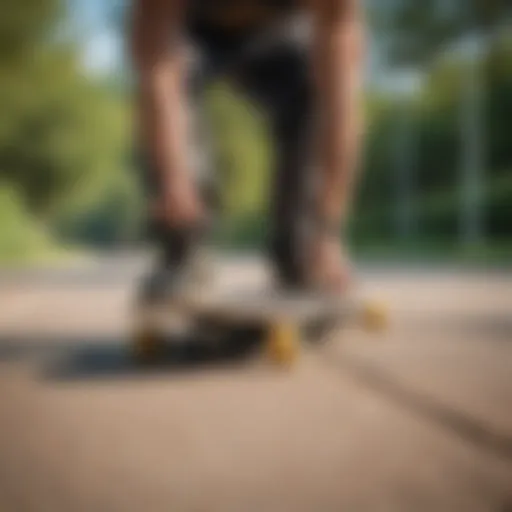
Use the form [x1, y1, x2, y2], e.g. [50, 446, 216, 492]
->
[2, 324, 512, 464]
[0, 332, 263, 381]
[326, 353, 512, 463]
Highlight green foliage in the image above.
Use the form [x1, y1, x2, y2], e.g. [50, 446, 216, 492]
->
[353, 33, 512, 243]
[0, 0, 138, 260]
[1, 0, 510, 263]
[0, 0, 61, 62]
[0, 49, 132, 220]
[376, 0, 510, 67]
[0, 182, 53, 262]
[205, 82, 271, 228]
[55, 167, 144, 247]
[485, 36, 512, 174]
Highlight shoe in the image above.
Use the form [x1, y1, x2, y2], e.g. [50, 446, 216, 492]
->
[138, 245, 215, 306]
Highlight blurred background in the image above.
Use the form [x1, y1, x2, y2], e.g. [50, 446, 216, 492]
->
[1, 2, 512, 511]
[1, 0, 511, 266]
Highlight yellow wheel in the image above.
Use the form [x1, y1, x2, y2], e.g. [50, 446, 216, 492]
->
[132, 326, 163, 363]
[361, 301, 389, 333]
[266, 322, 300, 367]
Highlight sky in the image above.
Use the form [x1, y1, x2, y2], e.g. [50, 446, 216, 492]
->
[70, 0, 123, 76]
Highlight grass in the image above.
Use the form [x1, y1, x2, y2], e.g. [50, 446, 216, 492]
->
[0, 245, 92, 269]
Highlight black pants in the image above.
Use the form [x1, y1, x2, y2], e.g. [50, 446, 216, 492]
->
[147, 21, 316, 286]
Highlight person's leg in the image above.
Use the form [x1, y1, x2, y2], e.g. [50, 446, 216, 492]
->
[138, 42, 218, 303]
[231, 34, 317, 289]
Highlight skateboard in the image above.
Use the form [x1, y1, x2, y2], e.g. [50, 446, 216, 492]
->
[131, 281, 389, 367]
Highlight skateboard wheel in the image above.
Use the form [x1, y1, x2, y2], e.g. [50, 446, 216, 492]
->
[132, 327, 164, 363]
[266, 322, 300, 367]
[361, 301, 389, 332]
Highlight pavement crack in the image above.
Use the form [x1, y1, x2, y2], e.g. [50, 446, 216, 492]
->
[322, 352, 512, 464]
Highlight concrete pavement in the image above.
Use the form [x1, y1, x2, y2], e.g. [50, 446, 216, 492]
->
[0, 255, 511, 511]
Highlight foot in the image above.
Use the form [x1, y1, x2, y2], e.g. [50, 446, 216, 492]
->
[272, 236, 353, 298]
[138, 262, 188, 306]
[306, 235, 354, 296]
[139, 245, 215, 306]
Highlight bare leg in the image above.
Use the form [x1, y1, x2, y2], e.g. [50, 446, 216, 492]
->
[137, 44, 217, 303]
[232, 36, 353, 292]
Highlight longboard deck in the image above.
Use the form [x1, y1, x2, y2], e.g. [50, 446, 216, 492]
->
[132, 280, 389, 366]
[140, 285, 360, 327]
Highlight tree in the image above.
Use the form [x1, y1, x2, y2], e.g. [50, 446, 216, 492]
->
[0, 0, 60, 63]
[376, 0, 511, 246]
[0, 0, 137, 253]
[1, 50, 131, 218]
